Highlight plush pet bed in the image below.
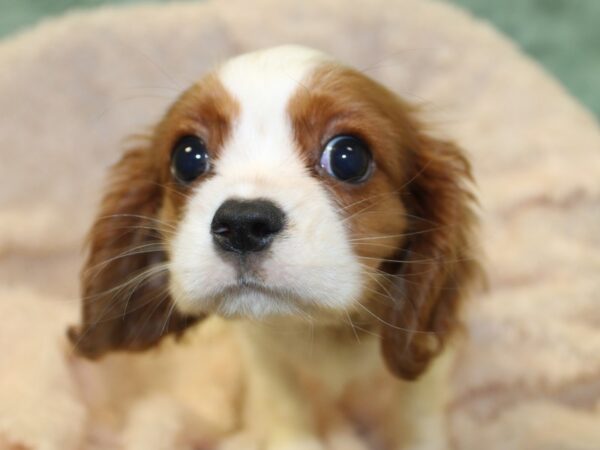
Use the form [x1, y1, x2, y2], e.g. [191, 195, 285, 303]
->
[1, 0, 599, 448]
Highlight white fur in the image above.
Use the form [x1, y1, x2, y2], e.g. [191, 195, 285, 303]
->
[169, 46, 364, 320]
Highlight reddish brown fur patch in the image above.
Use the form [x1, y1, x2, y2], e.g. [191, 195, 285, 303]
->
[69, 74, 238, 358]
[288, 64, 410, 263]
[288, 64, 481, 380]
[155, 73, 240, 215]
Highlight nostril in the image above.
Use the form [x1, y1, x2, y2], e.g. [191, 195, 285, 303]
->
[250, 221, 268, 238]
[211, 223, 230, 236]
[211, 199, 286, 254]
[249, 218, 282, 239]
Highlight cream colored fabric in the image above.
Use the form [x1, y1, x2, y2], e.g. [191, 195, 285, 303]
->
[1, 0, 599, 449]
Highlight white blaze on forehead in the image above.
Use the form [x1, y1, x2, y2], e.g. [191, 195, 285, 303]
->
[219, 45, 328, 117]
[216, 45, 329, 177]
[170, 46, 364, 319]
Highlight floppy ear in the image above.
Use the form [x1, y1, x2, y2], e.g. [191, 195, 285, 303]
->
[68, 144, 200, 359]
[380, 134, 481, 380]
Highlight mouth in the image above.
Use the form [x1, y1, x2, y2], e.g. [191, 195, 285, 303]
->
[226, 275, 280, 296]
[198, 273, 301, 319]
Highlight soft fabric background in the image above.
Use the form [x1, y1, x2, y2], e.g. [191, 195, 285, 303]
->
[1, 0, 599, 118]
[0, 0, 599, 449]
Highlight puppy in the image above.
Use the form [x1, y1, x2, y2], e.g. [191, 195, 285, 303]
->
[69, 45, 480, 450]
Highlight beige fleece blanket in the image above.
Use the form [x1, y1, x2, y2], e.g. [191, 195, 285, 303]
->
[1, 0, 599, 449]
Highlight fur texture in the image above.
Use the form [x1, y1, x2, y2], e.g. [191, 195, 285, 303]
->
[67, 45, 480, 450]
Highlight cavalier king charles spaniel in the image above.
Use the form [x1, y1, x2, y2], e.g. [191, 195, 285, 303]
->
[69, 45, 480, 450]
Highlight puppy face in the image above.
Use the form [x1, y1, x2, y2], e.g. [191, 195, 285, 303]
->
[167, 47, 404, 320]
[69, 46, 479, 380]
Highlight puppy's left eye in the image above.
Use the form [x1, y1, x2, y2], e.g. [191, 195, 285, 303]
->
[170, 135, 210, 183]
[320, 135, 373, 183]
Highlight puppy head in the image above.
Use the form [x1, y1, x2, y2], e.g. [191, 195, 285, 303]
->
[69, 46, 479, 379]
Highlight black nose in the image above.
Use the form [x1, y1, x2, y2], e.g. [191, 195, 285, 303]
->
[211, 199, 286, 254]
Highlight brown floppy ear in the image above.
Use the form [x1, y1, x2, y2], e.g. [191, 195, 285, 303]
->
[68, 144, 200, 359]
[381, 134, 481, 380]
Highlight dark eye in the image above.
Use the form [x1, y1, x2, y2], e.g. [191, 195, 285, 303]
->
[170, 135, 210, 183]
[319, 135, 373, 183]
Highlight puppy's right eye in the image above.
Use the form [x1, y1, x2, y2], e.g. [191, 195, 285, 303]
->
[170, 135, 210, 183]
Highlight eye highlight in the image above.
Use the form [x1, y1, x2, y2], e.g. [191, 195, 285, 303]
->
[170, 135, 210, 183]
[319, 135, 373, 183]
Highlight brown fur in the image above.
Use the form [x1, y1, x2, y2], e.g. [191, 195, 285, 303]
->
[288, 64, 480, 380]
[381, 135, 479, 380]
[68, 74, 238, 358]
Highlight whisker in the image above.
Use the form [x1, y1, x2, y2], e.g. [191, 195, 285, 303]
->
[83, 242, 166, 278]
[119, 267, 169, 322]
[147, 180, 196, 202]
[160, 296, 179, 336]
[358, 253, 478, 265]
[344, 310, 361, 344]
[111, 224, 176, 237]
[362, 268, 421, 320]
[339, 317, 383, 339]
[354, 302, 434, 335]
[341, 202, 386, 224]
[95, 213, 178, 231]
[128, 289, 173, 342]
[363, 270, 396, 304]
[71, 265, 172, 352]
[337, 189, 403, 212]
[349, 227, 446, 242]
[81, 262, 169, 303]
[351, 242, 400, 250]
[93, 276, 171, 324]
[359, 255, 418, 264]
